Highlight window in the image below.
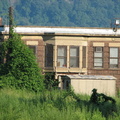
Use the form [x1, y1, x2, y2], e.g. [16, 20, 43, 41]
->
[94, 47, 103, 68]
[28, 45, 37, 55]
[110, 47, 118, 68]
[45, 44, 53, 67]
[70, 46, 79, 67]
[57, 46, 67, 67]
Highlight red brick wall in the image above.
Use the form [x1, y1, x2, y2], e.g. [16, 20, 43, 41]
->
[23, 39, 44, 69]
[88, 41, 120, 89]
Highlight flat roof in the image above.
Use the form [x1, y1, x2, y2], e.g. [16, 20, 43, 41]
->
[0, 26, 120, 36]
[65, 75, 116, 80]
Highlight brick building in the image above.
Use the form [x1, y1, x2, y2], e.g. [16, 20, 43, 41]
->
[0, 25, 120, 95]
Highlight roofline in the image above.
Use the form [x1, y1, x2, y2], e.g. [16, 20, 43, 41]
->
[1, 32, 120, 38]
[1, 25, 115, 29]
[0, 25, 120, 37]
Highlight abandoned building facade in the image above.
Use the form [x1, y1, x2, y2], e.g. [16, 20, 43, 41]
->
[0, 25, 120, 95]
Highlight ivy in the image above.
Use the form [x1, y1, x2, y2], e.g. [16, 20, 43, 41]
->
[0, 26, 44, 92]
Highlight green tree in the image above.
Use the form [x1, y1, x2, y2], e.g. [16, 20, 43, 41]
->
[0, 26, 44, 92]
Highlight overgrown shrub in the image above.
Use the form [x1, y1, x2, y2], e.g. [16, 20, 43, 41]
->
[44, 72, 59, 90]
[0, 26, 44, 92]
[89, 89, 117, 118]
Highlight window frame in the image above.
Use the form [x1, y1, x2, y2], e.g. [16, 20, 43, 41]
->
[28, 45, 37, 56]
[109, 47, 119, 68]
[69, 46, 79, 68]
[57, 46, 67, 68]
[93, 47, 103, 68]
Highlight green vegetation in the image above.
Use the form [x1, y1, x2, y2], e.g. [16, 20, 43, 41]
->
[0, 0, 120, 27]
[0, 1, 120, 119]
[44, 72, 59, 90]
[0, 88, 120, 120]
[0, 26, 44, 92]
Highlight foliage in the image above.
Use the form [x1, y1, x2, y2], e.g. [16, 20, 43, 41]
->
[0, 0, 120, 27]
[116, 88, 120, 98]
[0, 88, 120, 120]
[89, 89, 117, 118]
[44, 72, 59, 90]
[0, 26, 44, 92]
[90, 89, 116, 104]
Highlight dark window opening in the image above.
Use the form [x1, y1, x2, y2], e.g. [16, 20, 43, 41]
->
[45, 44, 53, 67]
[28, 45, 37, 55]
[82, 46, 86, 68]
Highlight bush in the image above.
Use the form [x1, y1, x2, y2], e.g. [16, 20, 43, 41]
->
[44, 72, 59, 90]
[0, 26, 44, 92]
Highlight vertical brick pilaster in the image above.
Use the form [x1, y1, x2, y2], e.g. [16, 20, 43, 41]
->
[88, 41, 93, 70]
[104, 42, 109, 69]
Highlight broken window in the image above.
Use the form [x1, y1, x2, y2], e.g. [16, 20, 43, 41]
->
[94, 47, 103, 68]
[70, 46, 79, 67]
[110, 47, 118, 68]
[57, 46, 67, 67]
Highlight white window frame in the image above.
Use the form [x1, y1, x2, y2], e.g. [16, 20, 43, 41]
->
[70, 46, 79, 68]
[57, 46, 67, 68]
[109, 47, 119, 68]
[94, 47, 103, 68]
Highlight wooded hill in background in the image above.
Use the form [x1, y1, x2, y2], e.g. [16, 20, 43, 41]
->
[0, 0, 120, 27]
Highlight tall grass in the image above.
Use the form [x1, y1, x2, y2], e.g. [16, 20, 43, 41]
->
[0, 88, 120, 120]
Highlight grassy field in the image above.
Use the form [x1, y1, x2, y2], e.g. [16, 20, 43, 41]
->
[0, 88, 120, 120]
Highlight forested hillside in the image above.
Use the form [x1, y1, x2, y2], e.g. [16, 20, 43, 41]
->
[0, 0, 120, 27]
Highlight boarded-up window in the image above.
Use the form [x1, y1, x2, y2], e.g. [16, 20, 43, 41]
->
[45, 44, 53, 67]
[110, 47, 118, 68]
[82, 46, 86, 68]
[94, 47, 103, 68]
[57, 46, 67, 67]
[70, 46, 79, 67]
